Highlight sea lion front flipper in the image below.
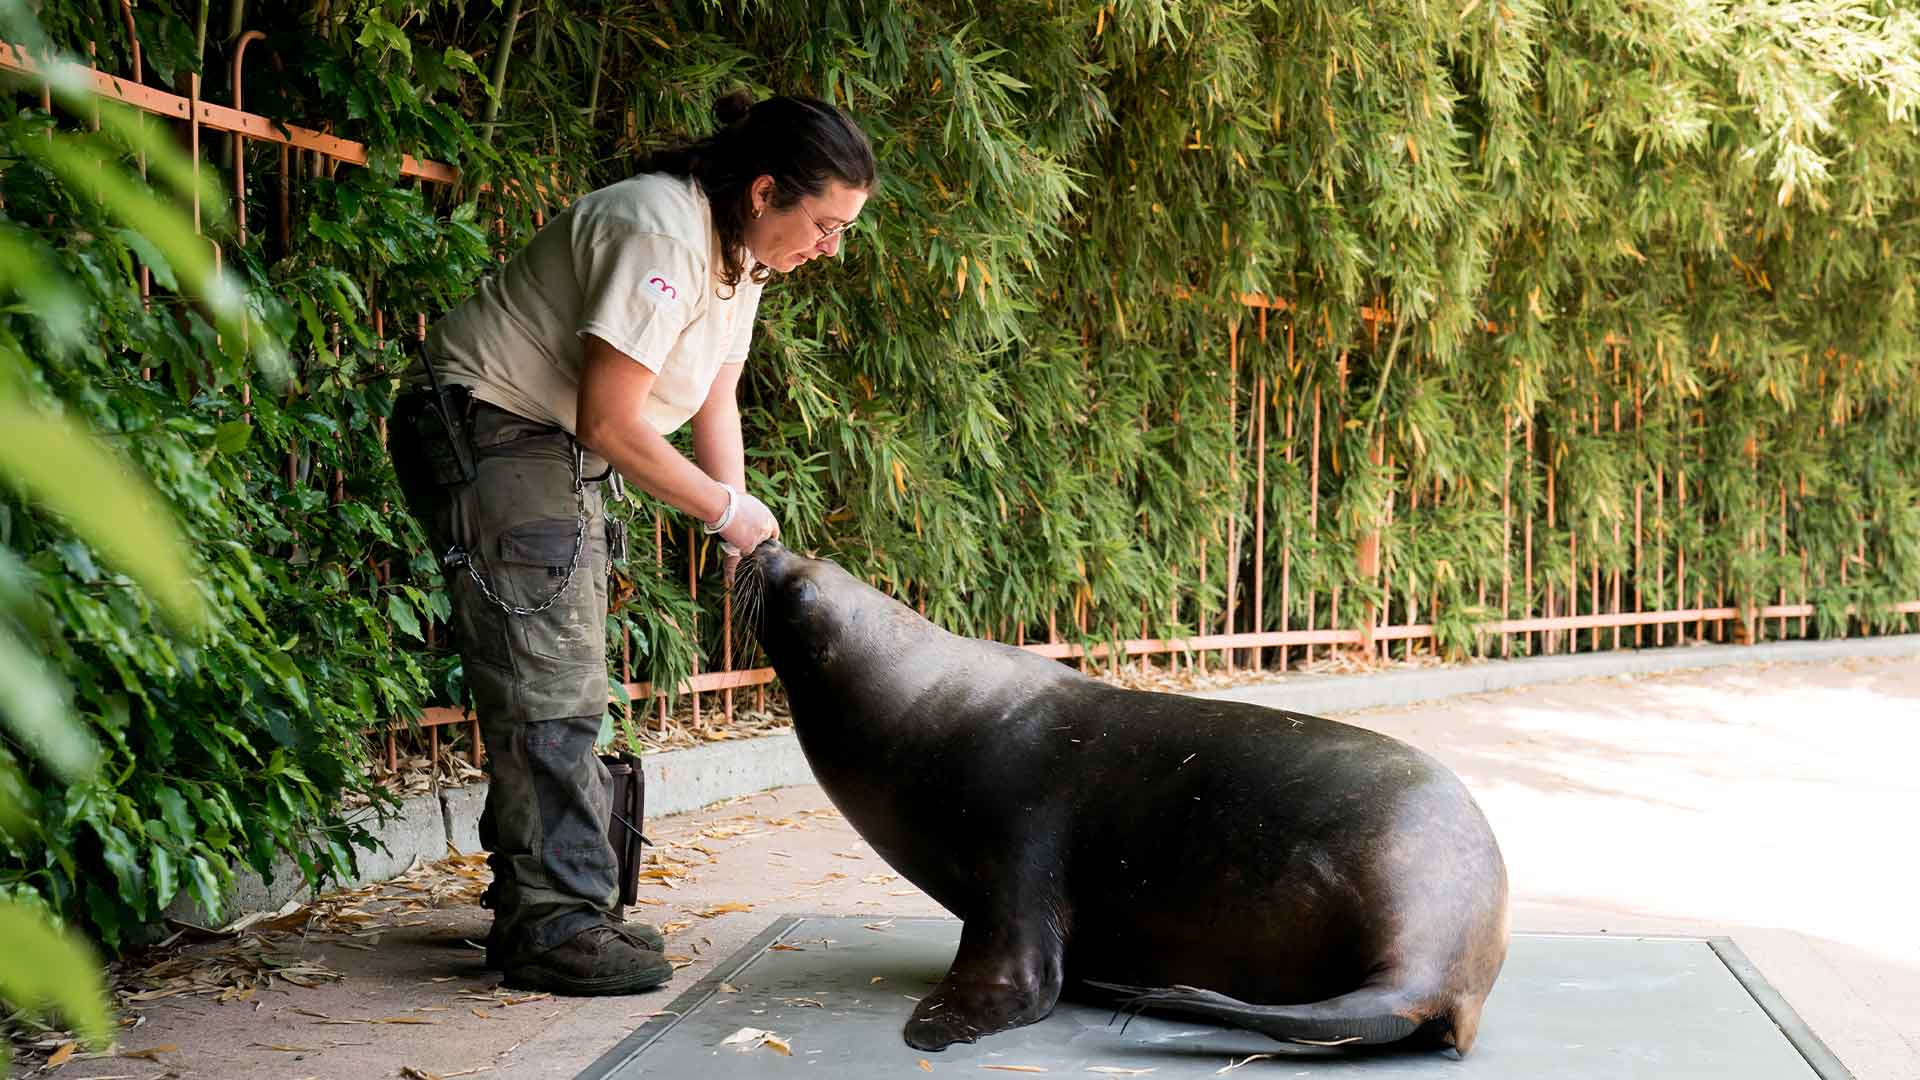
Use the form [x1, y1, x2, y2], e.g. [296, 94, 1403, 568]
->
[904, 911, 1065, 1051]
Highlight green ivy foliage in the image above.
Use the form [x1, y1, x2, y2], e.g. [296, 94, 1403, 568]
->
[8, 0, 1918, 951]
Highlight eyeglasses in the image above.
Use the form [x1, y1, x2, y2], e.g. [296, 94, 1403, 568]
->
[799, 201, 858, 246]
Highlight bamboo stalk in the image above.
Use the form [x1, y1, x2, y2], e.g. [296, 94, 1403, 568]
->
[585, 19, 609, 119]
[482, 0, 526, 146]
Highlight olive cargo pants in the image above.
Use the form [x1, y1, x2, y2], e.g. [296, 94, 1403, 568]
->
[389, 392, 620, 953]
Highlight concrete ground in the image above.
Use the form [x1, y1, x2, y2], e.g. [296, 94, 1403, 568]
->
[43, 654, 1920, 1080]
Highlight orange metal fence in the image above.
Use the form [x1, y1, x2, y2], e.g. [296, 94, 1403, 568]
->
[12, 29, 1916, 772]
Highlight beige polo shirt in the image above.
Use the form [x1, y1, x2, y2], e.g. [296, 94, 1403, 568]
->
[426, 173, 763, 436]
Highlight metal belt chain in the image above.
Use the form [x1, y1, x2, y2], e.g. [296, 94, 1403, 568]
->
[445, 446, 592, 618]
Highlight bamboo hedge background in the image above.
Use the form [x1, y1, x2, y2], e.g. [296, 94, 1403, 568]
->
[4, 0, 1918, 948]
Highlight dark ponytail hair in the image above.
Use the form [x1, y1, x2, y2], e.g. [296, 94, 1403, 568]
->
[637, 91, 877, 294]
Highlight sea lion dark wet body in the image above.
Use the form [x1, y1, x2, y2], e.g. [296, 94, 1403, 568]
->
[740, 542, 1509, 1055]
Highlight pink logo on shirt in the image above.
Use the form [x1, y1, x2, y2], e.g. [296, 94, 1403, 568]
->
[646, 275, 679, 301]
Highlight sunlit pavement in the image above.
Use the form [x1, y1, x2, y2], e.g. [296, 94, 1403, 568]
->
[56, 656, 1919, 1080]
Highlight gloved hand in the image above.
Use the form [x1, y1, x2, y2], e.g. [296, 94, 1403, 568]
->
[713, 486, 779, 584]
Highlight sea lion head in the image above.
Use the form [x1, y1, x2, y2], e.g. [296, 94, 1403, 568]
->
[736, 540, 921, 681]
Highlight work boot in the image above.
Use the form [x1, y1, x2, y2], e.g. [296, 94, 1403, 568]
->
[483, 913, 664, 968]
[501, 922, 674, 996]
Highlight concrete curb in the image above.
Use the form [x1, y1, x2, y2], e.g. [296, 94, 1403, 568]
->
[178, 634, 1918, 925]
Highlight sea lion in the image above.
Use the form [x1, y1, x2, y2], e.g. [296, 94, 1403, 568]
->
[737, 541, 1509, 1055]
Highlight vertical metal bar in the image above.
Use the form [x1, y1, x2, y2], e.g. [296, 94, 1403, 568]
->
[188, 72, 201, 233]
[1524, 418, 1535, 655]
[1632, 364, 1643, 647]
[1778, 482, 1788, 639]
[1610, 363, 1622, 649]
[86, 43, 102, 131]
[1307, 383, 1322, 666]
[1428, 473, 1439, 657]
[722, 555, 735, 723]
[1280, 320, 1295, 671]
[231, 32, 264, 245]
[1194, 539, 1206, 674]
[1544, 435, 1556, 656]
[119, 0, 153, 347]
[1224, 319, 1239, 673]
[655, 511, 667, 730]
[688, 526, 701, 731]
[1501, 405, 1513, 658]
[1656, 458, 1666, 647]
[1677, 461, 1689, 642]
[1252, 309, 1267, 671]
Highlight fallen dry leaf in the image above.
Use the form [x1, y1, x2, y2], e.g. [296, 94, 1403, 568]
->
[920, 1060, 933, 1072]
[871, 976, 886, 985]
[980, 1068, 1048, 1074]
[718, 983, 740, 994]
[695, 902, 754, 918]
[782, 997, 824, 1008]
[400, 1067, 442, 1080]
[718, 1027, 792, 1055]
[863, 919, 897, 931]
[120, 1045, 178, 1060]
[46, 1041, 76, 1067]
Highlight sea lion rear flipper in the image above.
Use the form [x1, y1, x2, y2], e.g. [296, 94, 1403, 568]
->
[1100, 981, 1430, 1049]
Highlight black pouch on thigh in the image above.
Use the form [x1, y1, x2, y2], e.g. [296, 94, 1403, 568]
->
[601, 752, 648, 907]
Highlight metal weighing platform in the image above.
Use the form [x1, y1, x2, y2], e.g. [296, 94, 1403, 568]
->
[578, 916, 1851, 1078]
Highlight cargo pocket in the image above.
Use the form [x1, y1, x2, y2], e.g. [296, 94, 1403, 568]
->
[496, 515, 606, 668]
